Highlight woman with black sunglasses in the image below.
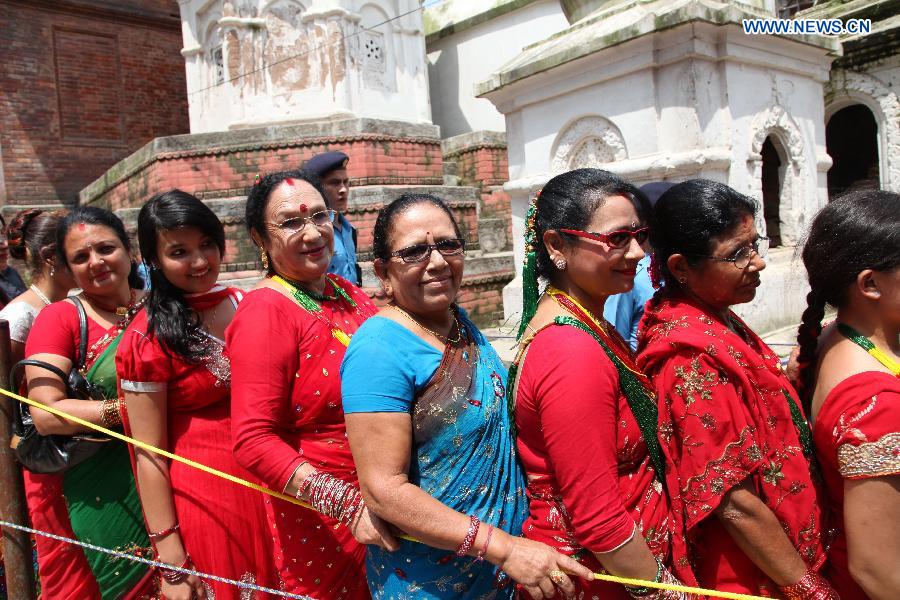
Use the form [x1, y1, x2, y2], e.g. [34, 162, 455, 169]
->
[340, 193, 592, 599]
[228, 170, 396, 600]
[508, 169, 695, 599]
[635, 179, 835, 599]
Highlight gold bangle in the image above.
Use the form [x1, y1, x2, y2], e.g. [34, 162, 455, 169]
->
[100, 397, 122, 428]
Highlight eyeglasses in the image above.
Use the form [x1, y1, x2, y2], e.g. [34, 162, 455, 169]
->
[698, 237, 769, 269]
[390, 238, 466, 263]
[559, 227, 650, 249]
[270, 210, 336, 235]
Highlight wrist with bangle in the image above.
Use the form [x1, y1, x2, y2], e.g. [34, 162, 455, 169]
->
[624, 558, 664, 598]
[295, 468, 365, 527]
[99, 397, 123, 428]
[778, 570, 837, 600]
[159, 553, 194, 585]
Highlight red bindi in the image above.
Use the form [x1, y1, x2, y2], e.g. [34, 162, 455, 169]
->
[78, 222, 86, 231]
[299, 203, 308, 212]
[284, 177, 294, 186]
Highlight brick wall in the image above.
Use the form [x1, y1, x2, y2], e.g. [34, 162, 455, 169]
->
[0, 0, 188, 207]
[83, 136, 444, 212]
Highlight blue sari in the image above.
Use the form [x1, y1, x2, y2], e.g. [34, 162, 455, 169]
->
[342, 311, 527, 599]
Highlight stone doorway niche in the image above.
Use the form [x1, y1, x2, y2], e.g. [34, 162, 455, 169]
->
[760, 136, 784, 248]
[826, 104, 880, 198]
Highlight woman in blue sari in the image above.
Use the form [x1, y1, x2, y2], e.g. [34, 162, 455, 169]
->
[341, 193, 591, 599]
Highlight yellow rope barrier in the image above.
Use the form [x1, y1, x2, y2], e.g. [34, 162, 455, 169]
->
[1, 386, 769, 600]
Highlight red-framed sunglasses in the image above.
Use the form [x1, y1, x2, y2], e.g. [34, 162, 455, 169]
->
[560, 227, 649, 249]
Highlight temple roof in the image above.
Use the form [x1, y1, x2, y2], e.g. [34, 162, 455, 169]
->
[476, 0, 840, 96]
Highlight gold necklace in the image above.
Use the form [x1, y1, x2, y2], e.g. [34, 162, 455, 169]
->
[391, 305, 462, 345]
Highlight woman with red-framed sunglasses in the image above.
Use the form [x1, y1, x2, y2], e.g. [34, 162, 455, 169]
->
[508, 168, 697, 599]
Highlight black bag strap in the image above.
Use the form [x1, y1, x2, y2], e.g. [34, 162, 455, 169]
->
[69, 296, 89, 370]
[10, 359, 69, 390]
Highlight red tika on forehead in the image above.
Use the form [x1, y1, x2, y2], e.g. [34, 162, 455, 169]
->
[78, 222, 86, 231]
[299, 203, 308, 212]
[284, 177, 294, 186]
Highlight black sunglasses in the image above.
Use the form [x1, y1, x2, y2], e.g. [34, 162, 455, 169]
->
[390, 238, 466, 263]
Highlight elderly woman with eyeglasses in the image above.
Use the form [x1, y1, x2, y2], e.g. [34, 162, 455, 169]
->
[340, 193, 592, 599]
[227, 170, 397, 600]
[635, 180, 835, 599]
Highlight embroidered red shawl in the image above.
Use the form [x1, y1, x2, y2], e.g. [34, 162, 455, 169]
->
[636, 293, 829, 595]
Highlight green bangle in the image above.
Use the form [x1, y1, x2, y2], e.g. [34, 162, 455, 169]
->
[624, 558, 664, 597]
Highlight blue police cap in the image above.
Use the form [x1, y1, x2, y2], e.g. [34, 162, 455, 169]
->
[304, 151, 349, 177]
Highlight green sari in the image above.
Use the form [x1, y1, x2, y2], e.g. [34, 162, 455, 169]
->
[62, 330, 153, 599]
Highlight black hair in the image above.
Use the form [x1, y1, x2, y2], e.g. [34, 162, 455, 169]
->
[795, 190, 900, 410]
[533, 168, 649, 282]
[372, 193, 463, 261]
[245, 169, 328, 244]
[7, 208, 66, 280]
[651, 179, 757, 289]
[138, 190, 226, 362]
[56, 205, 144, 289]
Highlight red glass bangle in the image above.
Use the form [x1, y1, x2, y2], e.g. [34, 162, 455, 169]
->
[455, 515, 480, 557]
[148, 522, 180, 541]
[778, 570, 838, 600]
[160, 554, 193, 585]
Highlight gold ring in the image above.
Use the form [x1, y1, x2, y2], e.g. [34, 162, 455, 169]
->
[548, 569, 566, 585]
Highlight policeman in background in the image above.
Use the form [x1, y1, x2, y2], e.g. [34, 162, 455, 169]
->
[303, 151, 362, 286]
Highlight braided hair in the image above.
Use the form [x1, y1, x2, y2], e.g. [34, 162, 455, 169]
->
[795, 190, 900, 411]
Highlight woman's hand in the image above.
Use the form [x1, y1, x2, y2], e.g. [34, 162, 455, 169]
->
[160, 575, 206, 600]
[350, 505, 401, 551]
[496, 535, 593, 599]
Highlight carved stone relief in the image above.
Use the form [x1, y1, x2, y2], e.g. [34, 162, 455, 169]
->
[550, 116, 627, 172]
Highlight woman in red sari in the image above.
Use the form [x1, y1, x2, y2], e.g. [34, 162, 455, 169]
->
[510, 168, 696, 599]
[636, 179, 835, 599]
[25, 206, 153, 599]
[228, 170, 396, 599]
[116, 190, 276, 599]
[794, 190, 900, 600]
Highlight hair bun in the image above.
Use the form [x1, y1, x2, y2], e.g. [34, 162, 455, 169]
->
[7, 208, 44, 260]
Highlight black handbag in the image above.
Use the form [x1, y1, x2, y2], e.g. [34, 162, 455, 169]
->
[10, 296, 111, 474]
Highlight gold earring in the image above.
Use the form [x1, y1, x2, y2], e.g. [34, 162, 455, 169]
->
[259, 248, 270, 271]
[50, 265, 55, 277]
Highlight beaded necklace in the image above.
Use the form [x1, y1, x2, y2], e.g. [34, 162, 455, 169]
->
[271, 275, 357, 347]
[837, 323, 900, 376]
[545, 287, 666, 482]
[30, 284, 51, 306]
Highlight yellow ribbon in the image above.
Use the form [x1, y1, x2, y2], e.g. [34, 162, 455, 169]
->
[0, 386, 768, 600]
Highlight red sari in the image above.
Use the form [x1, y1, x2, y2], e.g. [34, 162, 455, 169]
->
[636, 294, 829, 597]
[513, 298, 693, 599]
[813, 371, 900, 600]
[227, 275, 375, 599]
[116, 287, 277, 599]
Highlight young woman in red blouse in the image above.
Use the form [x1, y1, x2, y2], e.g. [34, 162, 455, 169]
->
[116, 190, 275, 599]
[227, 170, 396, 599]
[795, 190, 900, 600]
[510, 169, 695, 599]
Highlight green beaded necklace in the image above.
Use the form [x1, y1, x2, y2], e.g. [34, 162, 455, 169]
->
[272, 275, 357, 346]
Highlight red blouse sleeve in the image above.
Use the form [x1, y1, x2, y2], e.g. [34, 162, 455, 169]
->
[821, 372, 900, 480]
[655, 349, 765, 529]
[522, 326, 636, 553]
[115, 311, 173, 393]
[226, 290, 304, 490]
[24, 300, 79, 360]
